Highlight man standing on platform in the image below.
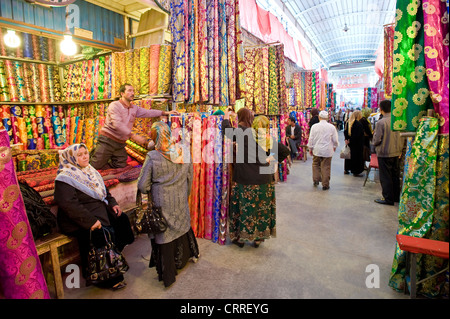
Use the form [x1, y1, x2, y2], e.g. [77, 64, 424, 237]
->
[307, 111, 339, 190]
[372, 100, 404, 205]
[90, 83, 178, 170]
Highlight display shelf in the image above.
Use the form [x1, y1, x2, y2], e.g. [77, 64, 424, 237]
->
[0, 55, 58, 65]
[0, 99, 114, 105]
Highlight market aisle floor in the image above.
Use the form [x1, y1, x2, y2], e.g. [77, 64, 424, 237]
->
[63, 130, 407, 299]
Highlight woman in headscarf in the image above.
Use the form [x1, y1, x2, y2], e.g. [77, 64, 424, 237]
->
[360, 108, 374, 163]
[137, 122, 199, 287]
[344, 110, 365, 176]
[223, 109, 277, 248]
[54, 143, 134, 290]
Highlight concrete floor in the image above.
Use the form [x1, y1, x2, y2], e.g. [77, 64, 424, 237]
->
[62, 131, 408, 299]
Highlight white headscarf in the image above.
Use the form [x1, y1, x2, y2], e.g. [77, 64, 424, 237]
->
[55, 143, 108, 204]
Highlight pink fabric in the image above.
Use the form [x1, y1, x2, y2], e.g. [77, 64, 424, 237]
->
[0, 130, 50, 299]
[298, 40, 312, 69]
[239, 0, 300, 65]
[423, 0, 449, 134]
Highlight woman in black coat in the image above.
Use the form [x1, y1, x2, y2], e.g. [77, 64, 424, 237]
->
[54, 143, 134, 290]
[344, 110, 365, 176]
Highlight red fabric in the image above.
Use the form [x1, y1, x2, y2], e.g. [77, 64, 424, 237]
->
[369, 153, 379, 169]
[396, 235, 449, 259]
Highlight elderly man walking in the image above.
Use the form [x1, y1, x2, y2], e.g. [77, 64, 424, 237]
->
[307, 111, 339, 190]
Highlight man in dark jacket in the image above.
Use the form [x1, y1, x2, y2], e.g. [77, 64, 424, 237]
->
[372, 100, 404, 205]
[286, 116, 302, 160]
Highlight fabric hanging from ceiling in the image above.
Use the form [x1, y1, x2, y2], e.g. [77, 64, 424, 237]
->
[383, 25, 395, 99]
[239, 0, 301, 66]
[422, 0, 449, 135]
[391, 0, 434, 132]
[170, 0, 245, 106]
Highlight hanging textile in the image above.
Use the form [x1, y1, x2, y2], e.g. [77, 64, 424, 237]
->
[171, 0, 187, 102]
[170, 0, 243, 105]
[391, 0, 433, 132]
[244, 48, 255, 110]
[422, 0, 449, 134]
[389, 117, 439, 292]
[384, 25, 395, 99]
[0, 130, 50, 299]
[267, 46, 279, 115]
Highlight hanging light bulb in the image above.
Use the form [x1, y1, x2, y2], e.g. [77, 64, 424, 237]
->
[60, 32, 77, 56]
[4, 30, 21, 48]
[60, 11, 77, 56]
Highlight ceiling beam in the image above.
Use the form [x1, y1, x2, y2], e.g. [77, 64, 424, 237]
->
[315, 33, 384, 47]
[320, 42, 381, 54]
[303, 10, 394, 31]
[324, 48, 378, 58]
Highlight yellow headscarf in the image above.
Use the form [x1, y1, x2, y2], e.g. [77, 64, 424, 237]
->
[251, 116, 273, 152]
[150, 122, 184, 164]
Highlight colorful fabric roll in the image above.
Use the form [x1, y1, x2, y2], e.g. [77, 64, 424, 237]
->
[48, 38, 55, 62]
[13, 61, 27, 102]
[2, 118, 12, 142]
[268, 46, 279, 115]
[31, 34, 41, 61]
[125, 50, 134, 91]
[39, 36, 48, 61]
[51, 115, 64, 147]
[218, 0, 229, 106]
[171, 0, 187, 102]
[158, 45, 172, 95]
[30, 63, 41, 102]
[4, 60, 18, 102]
[189, 116, 202, 236]
[40, 151, 59, 168]
[244, 48, 255, 110]
[198, 0, 208, 102]
[26, 155, 41, 170]
[0, 60, 10, 101]
[38, 64, 50, 102]
[139, 47, 149, 95]
[149, 45, 160, 96]
[22, 33, 34, 59]
[93, 58, 99, 100]
[277, 45, 287, 115]
[0, 130, 50, 299]
[212, 116, 222, 243]
[262, 47, 269, 113]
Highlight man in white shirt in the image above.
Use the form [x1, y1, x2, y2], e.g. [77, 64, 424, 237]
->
[307, 111, 339, 190]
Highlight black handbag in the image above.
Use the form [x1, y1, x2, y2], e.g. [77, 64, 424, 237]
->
[134, 190, 168, 235]
[86, 228, 129, 285]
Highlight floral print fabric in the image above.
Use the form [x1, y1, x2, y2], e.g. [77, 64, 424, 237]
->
[392, 0, 433, 132]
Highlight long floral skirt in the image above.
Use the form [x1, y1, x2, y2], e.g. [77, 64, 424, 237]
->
[229, 181, 276, 242]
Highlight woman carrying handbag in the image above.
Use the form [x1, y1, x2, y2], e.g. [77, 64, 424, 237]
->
[137, 122, 199, 287]
[55, 143, 134, 290]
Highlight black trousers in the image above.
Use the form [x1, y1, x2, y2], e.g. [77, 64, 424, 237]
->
[377, 156, 401, 204]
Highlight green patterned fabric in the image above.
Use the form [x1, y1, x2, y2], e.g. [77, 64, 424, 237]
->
[267, 46, 279, 115]
[420, 134, 449, 297]
[391, 0, 433, 132]
[229, 181, 276, 242]
[389, 117, 439, 292]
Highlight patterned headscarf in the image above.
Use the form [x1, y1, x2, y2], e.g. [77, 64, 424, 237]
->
[252, 116, 273, 152]
[55, 143, 108, 203]
[150, 122, 184, 164]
